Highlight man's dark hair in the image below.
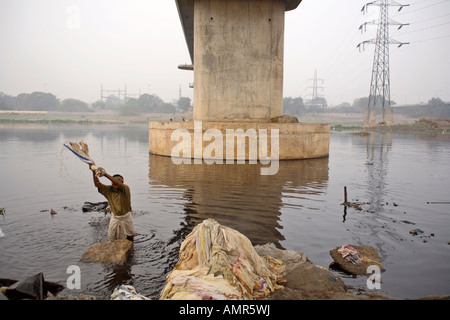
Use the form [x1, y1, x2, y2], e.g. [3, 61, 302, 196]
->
[113, 174, 123, 179]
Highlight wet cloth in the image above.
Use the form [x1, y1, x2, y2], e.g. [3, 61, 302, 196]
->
[64, 141, 95, 165]
[337, 244, 362, 266]
[160, 219, 285, 300]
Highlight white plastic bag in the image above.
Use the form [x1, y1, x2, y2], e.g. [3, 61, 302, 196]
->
[110, 285, 150, 300]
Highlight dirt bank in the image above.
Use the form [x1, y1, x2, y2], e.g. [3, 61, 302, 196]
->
[256, 244, 391, 300]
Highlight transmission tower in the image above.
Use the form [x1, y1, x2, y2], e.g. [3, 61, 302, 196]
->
[358, 0, 409, 126]
[100, 84, 141, 102]
[305, 69, 325, 108]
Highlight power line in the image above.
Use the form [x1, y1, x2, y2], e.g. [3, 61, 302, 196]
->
[392, 0, 448, 17]
[410, 33, 450, 43]
[396, 20, 450, 35]
[321, 7, 363, 81]
[305, 69, 325, 107]
[411, 12, 450, 24]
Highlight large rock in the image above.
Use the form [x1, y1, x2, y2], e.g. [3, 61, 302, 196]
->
[258, 244, 390, 300]
[81, 239, 132, 265]
[256, 244, 348, 300]
[82, 201, 109, 213]
[268, 115, 299, 123]
[329, 245, 384, 275]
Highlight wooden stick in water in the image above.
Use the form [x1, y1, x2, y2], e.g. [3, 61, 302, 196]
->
[344, 186, 348, 204]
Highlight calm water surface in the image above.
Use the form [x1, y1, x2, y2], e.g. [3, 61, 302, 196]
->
[0, 123, 449, 299]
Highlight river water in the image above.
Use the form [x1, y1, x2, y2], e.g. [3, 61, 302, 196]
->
[0, 123, 449, 300]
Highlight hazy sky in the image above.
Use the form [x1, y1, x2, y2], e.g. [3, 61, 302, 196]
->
[1, 0, 449, 106]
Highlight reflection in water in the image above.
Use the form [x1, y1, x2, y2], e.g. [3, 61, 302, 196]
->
[341, 132, 393, 223]
[364, 132, 392, 213]
[148, 154, 329, 249]
[353, 132, 395, 262]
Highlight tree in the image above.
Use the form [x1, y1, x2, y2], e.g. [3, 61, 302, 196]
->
[177, 97, 191, 112]
[283, 97, 305, 115]
[306, 97, 328, 111]
[352, 97, 369, 112]
[429, 97, 444, 106]
[137, 93, 164, 113]
[60, 98, 90, 112]
[156, 102, 176, 114]
[0, 92, 12, 110]
[353, 96, 396, 111]
[12, 92, 60, 111]
[118, 98, 141, 116]
[91, 100, 106, 110]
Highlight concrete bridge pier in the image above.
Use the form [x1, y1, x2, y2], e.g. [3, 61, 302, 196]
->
[149, 0, 330, 164]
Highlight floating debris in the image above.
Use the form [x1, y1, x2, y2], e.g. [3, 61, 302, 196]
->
[409, 229, 424, 236]
[82, 201, 109, 213]
[50, 209, 58, 215]
[343, 201, 366, 211]
[341, 186, 366, 211]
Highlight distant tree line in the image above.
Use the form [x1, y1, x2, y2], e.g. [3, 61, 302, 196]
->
[2, 90, 447, 118]
[0, 91, 191, 115]
[0, 91, 91, 112]
[283, 95, 396, 116]
[393, 97, 450, 119]
[283, 96, 329, 115]
[283, 95, 450, 119]
[97, 94, 191, 116]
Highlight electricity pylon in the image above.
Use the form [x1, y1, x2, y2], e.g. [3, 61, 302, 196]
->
[305, 69, 325, 108]
[357, 0, 409, 126]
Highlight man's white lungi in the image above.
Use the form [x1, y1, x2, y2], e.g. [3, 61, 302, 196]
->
[108, 212, 134, 240]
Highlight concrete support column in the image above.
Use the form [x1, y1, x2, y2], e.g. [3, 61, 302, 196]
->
[193, 0, 285, 121]
[388, 106, 394, 125]
[370, 107, 377, 127]
[364, 107, 370, 127]
[149, 0, 330, 162]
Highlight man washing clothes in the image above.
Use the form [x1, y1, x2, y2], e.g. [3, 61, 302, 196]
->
[89, 165, 134, 242]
